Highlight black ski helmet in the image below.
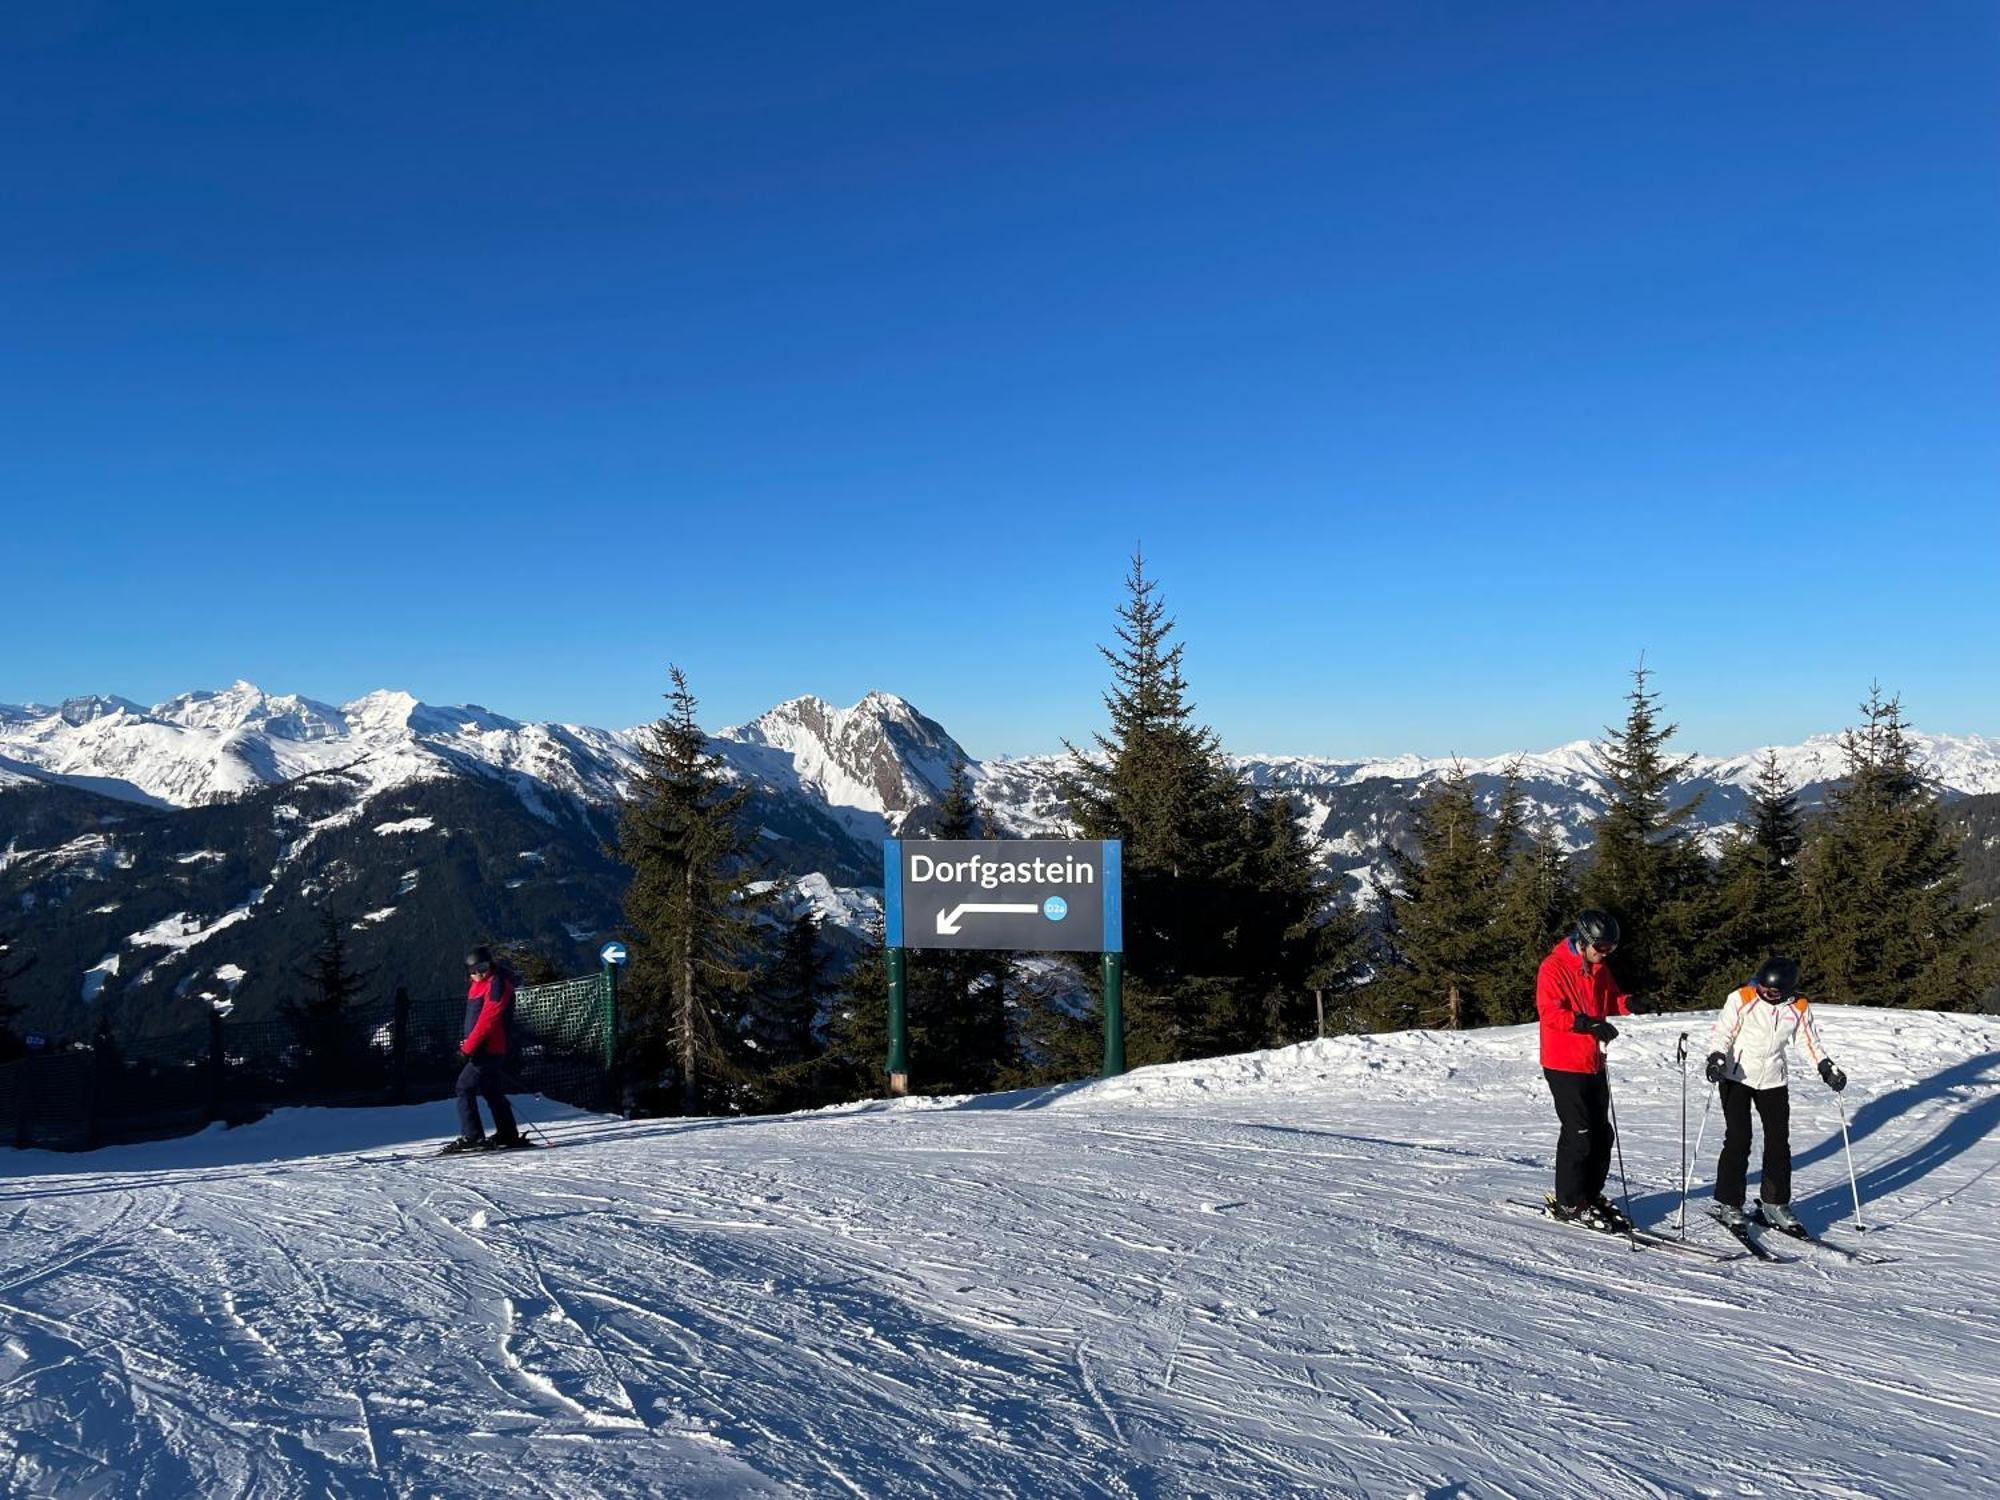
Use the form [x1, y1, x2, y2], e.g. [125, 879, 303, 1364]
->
[1753, 956, 1800, 1001]
[1573, 910, 1621, 950]
[466, 944, 495, 972]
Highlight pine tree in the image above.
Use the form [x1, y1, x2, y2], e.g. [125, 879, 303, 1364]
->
[1491, 808, 1578, 1026]
[616, 666, 772, 1112]
[910, 759, 1013, 1092]
[753, 910, 831, 1068]
[1375, 766, 1509, 1031]
[818, 921, 891, 1099]
[285, 911, 374, 1090]
[1705, 750, 1806, 989]
[1578, 666, 1712, 1006]
[1057, 553, 1268, 1061]
[1800, 689, 1999, 1010]
[1240, 787, 1369, 1044]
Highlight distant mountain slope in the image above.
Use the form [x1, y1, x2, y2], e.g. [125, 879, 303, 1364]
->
[5, 681, 1996, 1038]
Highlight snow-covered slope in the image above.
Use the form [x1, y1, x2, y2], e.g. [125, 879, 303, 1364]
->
[4, 1009, 1994, 1497]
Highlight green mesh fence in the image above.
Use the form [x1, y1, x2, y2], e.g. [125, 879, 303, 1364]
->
[1, 972, 616, 1152]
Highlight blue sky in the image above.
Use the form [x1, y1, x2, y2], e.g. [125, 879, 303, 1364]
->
[5, 2, 1996, 758]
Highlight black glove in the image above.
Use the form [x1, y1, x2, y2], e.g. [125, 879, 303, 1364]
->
[1584, 1018, 1618, 1042]
[1705, 1051, 1728, 1084]
[1819, 1058, 1847, 1092]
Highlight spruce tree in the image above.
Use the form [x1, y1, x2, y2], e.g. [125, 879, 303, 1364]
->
[1578, 666, 1712, 1006]
[818, 920, 891, 1099]
[616, 666, 772, 1112]
[1800, 689, 1999, 1010]
[1492, 808, 1578, 1026]
[910, 759, 1013, 1092]
[1376, 766, 1508, 1031]
[753, 910, 831, 1069]
[1058, 553, 1264, 1061]
[285, 911, 374, 1090]
[1240, 787, 1369, 1044]
[1705, 750, 1806, 990]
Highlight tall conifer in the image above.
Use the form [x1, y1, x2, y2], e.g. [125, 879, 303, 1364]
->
[1800, 690, 1999, 1009]
[616, 666, 771, 1111]
[1579, 666, 1711, 1005]
[1058, 553, 1252, 1059]
[285, 911, 374, 1089]
[1376, 767, 1507, 1030]
[1492, 808, 1577, 1025]
[908, 760, 1014, 1092]
[1706, 750, 1806, 989]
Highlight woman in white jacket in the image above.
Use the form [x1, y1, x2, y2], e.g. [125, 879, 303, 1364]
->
[1703, 956, 1849, 1230]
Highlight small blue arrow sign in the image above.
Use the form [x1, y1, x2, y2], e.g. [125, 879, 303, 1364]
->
[599, 941, 629, 967]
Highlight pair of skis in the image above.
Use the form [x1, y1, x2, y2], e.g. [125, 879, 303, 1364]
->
[1511, 1196, 1891, 1266]
[1504, 1196, 1743, 1262]
[1718, 1201, 1893, 1265]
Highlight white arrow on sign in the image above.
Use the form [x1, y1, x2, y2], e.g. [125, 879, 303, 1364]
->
[936, 903, 1040, 936]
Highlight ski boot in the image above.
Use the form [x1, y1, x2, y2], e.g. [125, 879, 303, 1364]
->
[438, 1136, 486, 1156]
[1550, 1196, 1619, 1233]
[1591, 1194, 1634, 1234]
[1712, 1201, 1745, 1229]
[1758, 1201, 1804, 1234]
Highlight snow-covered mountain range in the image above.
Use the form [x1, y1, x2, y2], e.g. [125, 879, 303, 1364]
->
[7, 678, 1999, 831]
[3, 681, 1996, 1036]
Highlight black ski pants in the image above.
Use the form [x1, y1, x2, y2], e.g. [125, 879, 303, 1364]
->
[1544, 1067, 1614, 1209]
[1714, 1079, 1791, 1208]
[456, 1056, 518, 1143]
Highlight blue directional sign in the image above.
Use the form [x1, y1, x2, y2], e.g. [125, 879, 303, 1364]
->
[885, 839, 1121, 954]
[599, 941, 629, 967]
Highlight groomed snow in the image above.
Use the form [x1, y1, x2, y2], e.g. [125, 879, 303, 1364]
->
[1, 1010, 1994, 1498]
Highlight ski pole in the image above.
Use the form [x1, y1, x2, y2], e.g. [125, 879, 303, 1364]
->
[1832, 1089, 1867, 1232]
[1688, 1083, 1716, 1203]
[1675, 1032, 1690, 1240]
[1604, 1059, 1639, 1251]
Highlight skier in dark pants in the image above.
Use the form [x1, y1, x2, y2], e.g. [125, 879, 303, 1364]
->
[1535, 910, 1636, 1232]
[443, 945, 526, 1153]
[1704, 956, 1848, 1230]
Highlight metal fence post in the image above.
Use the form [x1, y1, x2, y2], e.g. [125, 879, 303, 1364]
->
[601, 960, 620, 1112]
[885, 947, 909, 1096]
[207, 1008, 225, 1122]
[390, 984, 410, 1103]
[1101, 951, 1126, 1077]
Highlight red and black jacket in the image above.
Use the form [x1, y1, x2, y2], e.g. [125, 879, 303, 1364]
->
[1535, 937, 1631, 1074]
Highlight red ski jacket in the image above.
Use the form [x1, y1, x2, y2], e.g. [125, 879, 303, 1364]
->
[1536, 937, 1631, 1074]
[462, 968, 516, 1057]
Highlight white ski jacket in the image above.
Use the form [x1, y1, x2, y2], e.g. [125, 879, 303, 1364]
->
[1706, 986, 1832, 1091]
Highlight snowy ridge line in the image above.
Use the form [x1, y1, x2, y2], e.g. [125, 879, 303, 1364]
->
[3, 681, 1996, 819]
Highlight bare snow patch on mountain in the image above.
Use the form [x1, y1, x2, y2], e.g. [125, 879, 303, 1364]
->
[79, 952, 119, 1002]
[372, 817, 436, 836]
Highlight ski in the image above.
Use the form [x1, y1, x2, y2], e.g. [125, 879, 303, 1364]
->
[1750, 1204, 1896, 1266]
[1708, 1206, 1790, 1263]
[1499, 1198, 1748, 1262]
[435, 1138, 547, 1158]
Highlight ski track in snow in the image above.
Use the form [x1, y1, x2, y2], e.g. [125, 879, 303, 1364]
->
[0, 1010, 1996, 1498]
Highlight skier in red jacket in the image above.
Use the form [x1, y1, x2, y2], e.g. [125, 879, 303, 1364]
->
[1536, 910, 1635, 1232]
[442, 945, 526, 1153]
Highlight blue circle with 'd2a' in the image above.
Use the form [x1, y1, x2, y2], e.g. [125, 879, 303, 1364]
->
[1043, 896, 1069, 921]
